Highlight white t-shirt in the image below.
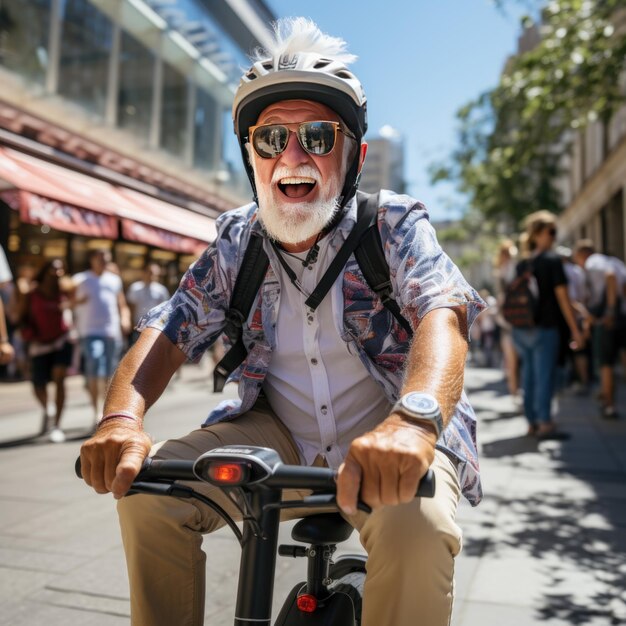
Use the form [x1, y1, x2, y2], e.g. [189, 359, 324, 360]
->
[73, 270, 123, 339]
[263, 236, 391, 469]
[563, 261, 586, 303]
[127, 280, 170, 325]
[584, 253, 616, 310]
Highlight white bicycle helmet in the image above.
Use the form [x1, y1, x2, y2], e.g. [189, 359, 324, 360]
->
[232, 35, 368, 209]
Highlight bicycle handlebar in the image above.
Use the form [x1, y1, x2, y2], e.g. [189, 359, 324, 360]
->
[75, 455, 436, 499]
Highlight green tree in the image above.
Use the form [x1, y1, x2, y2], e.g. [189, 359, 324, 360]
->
[432, 0, 626, 225]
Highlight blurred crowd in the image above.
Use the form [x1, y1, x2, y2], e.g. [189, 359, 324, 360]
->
[472, 210, 626, 438]
[2, 213, 625, 444]
[0, 244, 223, 443]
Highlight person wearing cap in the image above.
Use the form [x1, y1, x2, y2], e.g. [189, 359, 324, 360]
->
[79, 18, 485, 625]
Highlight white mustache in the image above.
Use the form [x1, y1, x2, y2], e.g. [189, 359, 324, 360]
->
[271, 165, 320, 186]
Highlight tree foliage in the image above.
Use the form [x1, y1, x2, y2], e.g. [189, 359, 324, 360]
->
[432, 0, 626, 226]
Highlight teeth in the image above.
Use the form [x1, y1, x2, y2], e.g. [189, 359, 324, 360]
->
[279, 177, 316, 185]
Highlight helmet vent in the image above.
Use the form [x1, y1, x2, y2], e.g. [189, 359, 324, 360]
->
[335, 70, 354, 79]
[313, 59, 332, 68]
[262, 61, 273, 70]
[245, 70, 258, 80]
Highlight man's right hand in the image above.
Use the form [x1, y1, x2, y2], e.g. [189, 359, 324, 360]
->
[79, 420, 153, 499]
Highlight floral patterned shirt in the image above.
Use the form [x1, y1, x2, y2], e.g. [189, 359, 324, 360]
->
[140, 190, 486, 505]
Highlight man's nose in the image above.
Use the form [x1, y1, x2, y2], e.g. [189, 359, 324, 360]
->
[279, 130, 309, 166]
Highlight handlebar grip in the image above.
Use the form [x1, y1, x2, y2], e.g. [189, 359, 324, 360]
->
[416, 468, 435, 498]
[74, 456, 158, 480]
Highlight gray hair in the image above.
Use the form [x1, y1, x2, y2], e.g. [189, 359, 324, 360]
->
[252, 17, 357, 66]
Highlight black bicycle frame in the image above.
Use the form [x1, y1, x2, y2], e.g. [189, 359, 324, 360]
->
[235, 486, 282, 624]
[76, 445, 435, 625]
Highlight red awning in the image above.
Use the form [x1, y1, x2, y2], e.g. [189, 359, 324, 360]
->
[0, 146, 216, 252]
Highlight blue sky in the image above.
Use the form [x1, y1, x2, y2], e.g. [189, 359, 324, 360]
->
[267, 1, 529, 221]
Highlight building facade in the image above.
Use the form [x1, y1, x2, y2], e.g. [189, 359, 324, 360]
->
[358, 126, 406, 195]
[0, 0, 275, 289]
[509, 12, 626, 261]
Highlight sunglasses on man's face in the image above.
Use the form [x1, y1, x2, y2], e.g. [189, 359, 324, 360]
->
[248, 120, 355, 159]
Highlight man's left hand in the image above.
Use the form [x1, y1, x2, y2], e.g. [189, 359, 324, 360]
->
[336, 415, 437, 515]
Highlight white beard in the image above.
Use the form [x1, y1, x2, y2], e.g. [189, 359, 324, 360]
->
[254, 164, 341, 245]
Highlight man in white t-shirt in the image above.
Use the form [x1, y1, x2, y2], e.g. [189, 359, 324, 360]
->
[573, 240, 624, 418]
[126, 263, 169, 346]
[73, 249, 131, 422]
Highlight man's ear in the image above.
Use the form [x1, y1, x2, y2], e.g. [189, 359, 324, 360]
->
[357, 141, 368, 172]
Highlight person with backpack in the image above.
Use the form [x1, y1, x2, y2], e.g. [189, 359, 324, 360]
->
[78, 18, 485, 626]
[508, 212, 584, 439]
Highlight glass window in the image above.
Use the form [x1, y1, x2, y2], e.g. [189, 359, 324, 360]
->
[160, 62, 188, 157]
[58, 0, 112, 118]
[118, 31, 154, 142]
[0, 0, 52, 84]
[193, 88, 218, 170]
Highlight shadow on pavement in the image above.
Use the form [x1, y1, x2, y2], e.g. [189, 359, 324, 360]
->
[481, 435, 539, 457]
[471, 490, 625, 624]
[0, 427, 93, 449]
[465, 367, 626, 624]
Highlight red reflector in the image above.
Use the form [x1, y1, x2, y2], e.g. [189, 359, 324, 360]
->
[297, 594, 317, 613]
[207, 463, 246, 484]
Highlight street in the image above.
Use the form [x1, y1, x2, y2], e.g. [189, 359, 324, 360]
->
[0, 361, 625, 625]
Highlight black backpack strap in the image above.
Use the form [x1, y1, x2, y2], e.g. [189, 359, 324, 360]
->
[354, 192, 413, 336]
[213, 232, 269, 392]
[304, 192, 380, 311]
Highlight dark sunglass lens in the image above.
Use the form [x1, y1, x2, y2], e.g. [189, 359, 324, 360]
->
[299, 122, 336, 155]
[254, 125, 289, 158]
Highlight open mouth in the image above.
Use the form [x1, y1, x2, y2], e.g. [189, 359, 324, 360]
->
[277, 176, 317, 199]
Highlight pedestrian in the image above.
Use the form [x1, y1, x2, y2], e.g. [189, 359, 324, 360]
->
[125, 263, 169, 347]
[493, 239, 520, 400]
[478, 289, 499, 368]
[511, 211, 584, 439]
[79, 18, 485, 626]
[556, 245, 591, 393]
[0, 244, 14, 368]
[573, 239, 625, 418]
[18, 259, 73, 441]
[73, 248, 130, 426]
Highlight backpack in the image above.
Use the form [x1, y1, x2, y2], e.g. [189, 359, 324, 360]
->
[213, 191, 412, 392]
[501, 260, 539, 329]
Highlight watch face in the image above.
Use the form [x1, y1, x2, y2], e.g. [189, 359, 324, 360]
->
[403, 392, 439, 417]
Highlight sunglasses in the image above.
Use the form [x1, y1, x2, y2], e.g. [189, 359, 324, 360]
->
[547, 227, 557, 237]
[248, 120, 356, 159]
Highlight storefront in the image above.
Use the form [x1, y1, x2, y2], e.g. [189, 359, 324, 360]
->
[0, 145, 216, 292]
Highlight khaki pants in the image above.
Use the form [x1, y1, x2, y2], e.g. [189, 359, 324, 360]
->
[118, 400, 462, 626]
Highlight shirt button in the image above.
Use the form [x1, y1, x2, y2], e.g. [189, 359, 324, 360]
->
[320, 405, 328, 414]
[307, 315, 314, 324]
[310, 358, 318, 365]
[326, 445, 332, 452]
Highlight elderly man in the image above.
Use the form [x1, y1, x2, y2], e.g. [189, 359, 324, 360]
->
[80, 18, 484, 626]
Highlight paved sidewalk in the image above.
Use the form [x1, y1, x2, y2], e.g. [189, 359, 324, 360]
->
[454, 367, 626, 626]
[0, 363, 624, 625]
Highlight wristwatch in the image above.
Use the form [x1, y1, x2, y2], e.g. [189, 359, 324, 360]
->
[392, 392, 443, 437]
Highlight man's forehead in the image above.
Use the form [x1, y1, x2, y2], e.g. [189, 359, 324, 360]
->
[257, 99, 340, 124]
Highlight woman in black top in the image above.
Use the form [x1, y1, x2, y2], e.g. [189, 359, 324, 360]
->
[511, 212, 584, 439]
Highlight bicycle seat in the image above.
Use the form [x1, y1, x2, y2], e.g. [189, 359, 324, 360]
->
[291, 513, 354, 545]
